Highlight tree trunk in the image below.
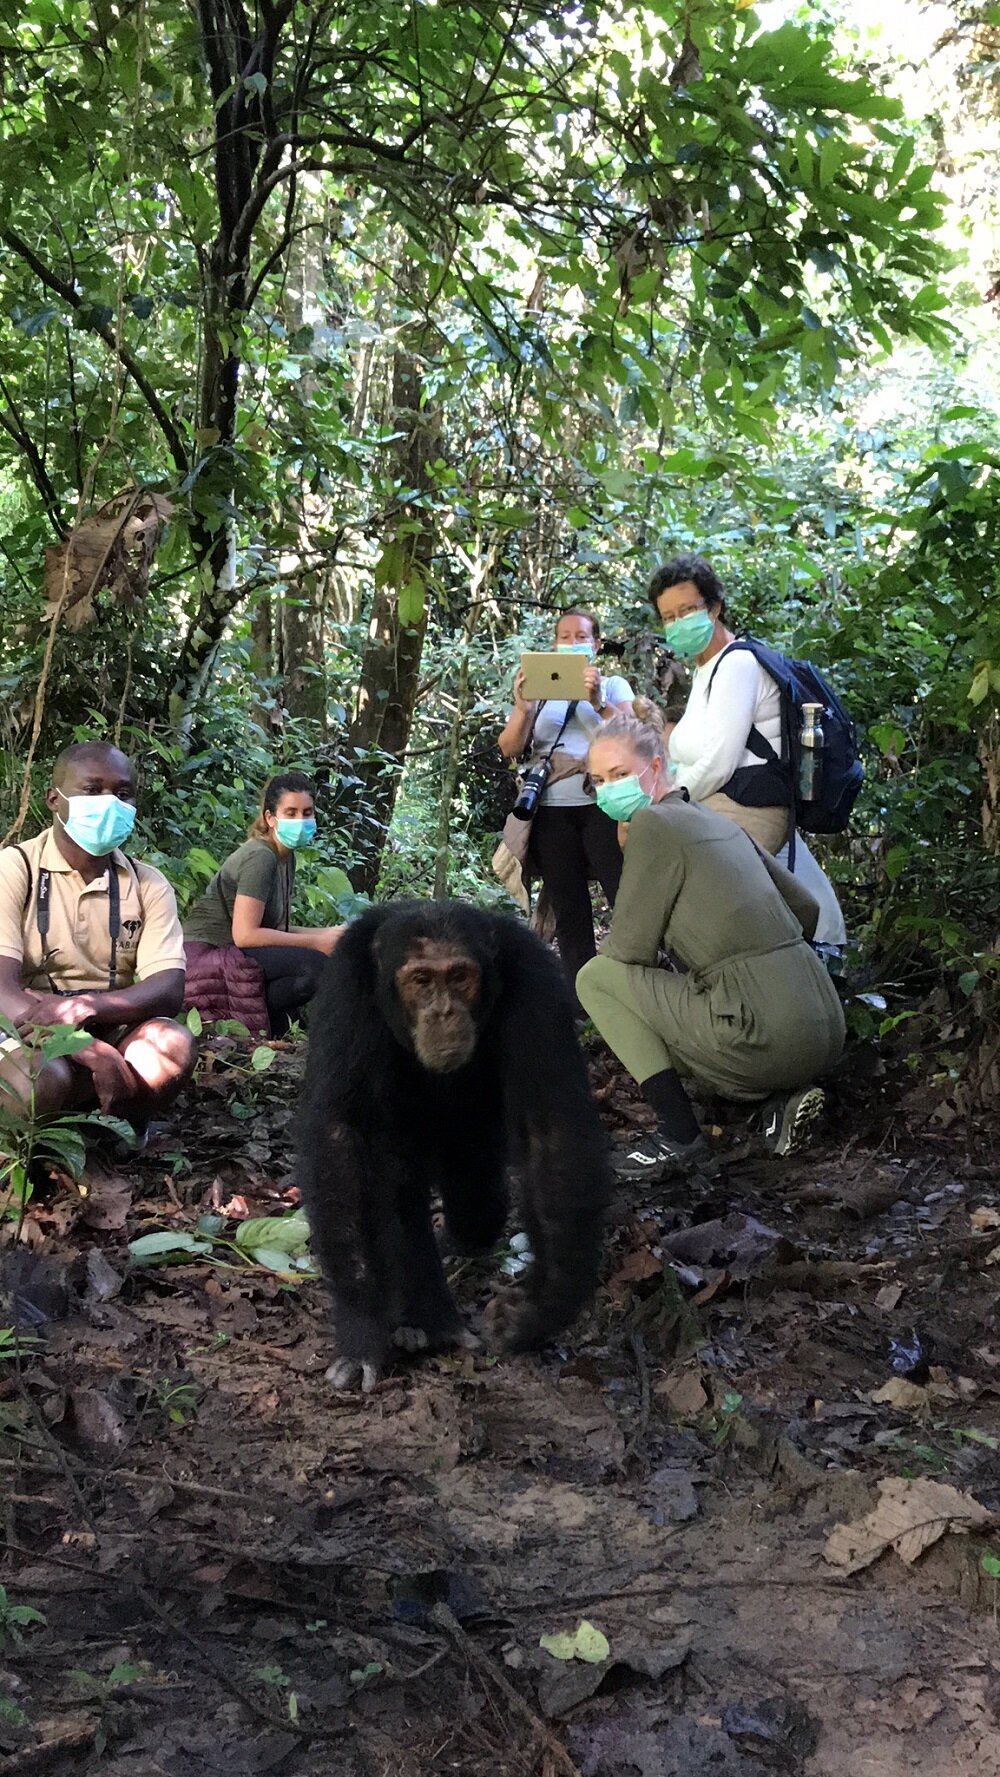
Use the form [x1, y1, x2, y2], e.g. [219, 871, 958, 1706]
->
[980, 709, 1000, 856]
[343, 340, 437, 892]
[275, 223, 331, 727]
[432, 534, 499, 896]
[168, 0, 293, 741]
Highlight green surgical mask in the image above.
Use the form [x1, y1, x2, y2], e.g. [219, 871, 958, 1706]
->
[663, 609, 715, 660]
[595, 774, 652, 823]
[557, 642, 595, 663]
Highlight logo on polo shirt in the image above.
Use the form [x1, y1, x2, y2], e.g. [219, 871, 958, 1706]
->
[119, 917, 142, 953]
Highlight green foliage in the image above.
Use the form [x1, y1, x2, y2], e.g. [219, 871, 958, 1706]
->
[129, 1209, 316, 1278]
[0, 1586, 45, 1650]
[0, 1019, 135, 1225]
[0, 0, 994, 1005]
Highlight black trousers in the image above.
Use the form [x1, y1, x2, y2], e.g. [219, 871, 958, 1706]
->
[240, 944, 326, 1036]
[528, 803, 624, 998]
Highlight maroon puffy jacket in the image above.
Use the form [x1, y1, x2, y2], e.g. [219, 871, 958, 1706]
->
[182, 941, 270, 1036]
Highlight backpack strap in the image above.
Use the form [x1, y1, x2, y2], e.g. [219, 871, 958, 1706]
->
[705, 641, 799, 868]
[10, 845, 33, 910]
[706, 640, 784, 766]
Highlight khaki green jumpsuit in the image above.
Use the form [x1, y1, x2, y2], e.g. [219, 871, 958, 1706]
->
[576, 799, 845, 1100]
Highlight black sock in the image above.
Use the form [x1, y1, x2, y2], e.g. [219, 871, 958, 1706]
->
[640, 1068, 701, 1145]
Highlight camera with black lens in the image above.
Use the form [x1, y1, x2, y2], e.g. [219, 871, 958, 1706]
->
[511, 757, 553, 820]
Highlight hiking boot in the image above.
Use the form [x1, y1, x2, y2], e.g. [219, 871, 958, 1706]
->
[761, 1086, 825, 1156]
[612, 1131, 720, 1183]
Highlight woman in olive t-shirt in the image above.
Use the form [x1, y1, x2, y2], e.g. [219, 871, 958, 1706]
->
[183, 771, 343, 1033]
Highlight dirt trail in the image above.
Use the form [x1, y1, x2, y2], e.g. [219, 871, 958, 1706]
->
[1, 1041, 998, 1775]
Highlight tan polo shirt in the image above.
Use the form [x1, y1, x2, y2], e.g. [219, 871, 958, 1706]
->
[0, 828, 185, 993]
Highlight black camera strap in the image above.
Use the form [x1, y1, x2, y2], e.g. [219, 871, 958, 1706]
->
[31, 857, 122, 992]
[535, 698, 579, 766]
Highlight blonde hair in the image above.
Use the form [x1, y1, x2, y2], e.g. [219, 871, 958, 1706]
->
[591, 699, 669, 769]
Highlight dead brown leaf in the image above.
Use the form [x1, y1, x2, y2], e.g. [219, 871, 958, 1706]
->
[871, 1370, 957, 1409]
[654, 1367, 709, 1417]
[871, 1378, 930, 1409]
[79, 1167, 132, 1230]
[609, 1247, 663, 1291]
[44, 488, 173, 627]
[875, 1283, 904, 1311]
[971, 1207, 1000, 1231]
[824, 1477, 994, 1575]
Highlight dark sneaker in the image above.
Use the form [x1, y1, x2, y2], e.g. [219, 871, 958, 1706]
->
[612, 1132, 720, 1182]
[761, 1086, 825, 1156]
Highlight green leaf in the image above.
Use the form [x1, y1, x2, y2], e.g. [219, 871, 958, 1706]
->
[186, 1006, 203, 1036]
[128, 1231, 213, 1264]
[981, 1553, 1000, 1579]
[235, 1214, 310, 1255]
[250, 1044, 276, 1072]
[957, 972, 979, 996]
[969, 668, 990, 706]
[35, 1127, 87, 1177]
[398, 573, 425, 628]
[247, 1245, 303, 1273]
[374, 539, 405, 590]
[818, 135, 840, 187]
[539, 1620, 610, 1664]
[539, 1630, 577, 1660]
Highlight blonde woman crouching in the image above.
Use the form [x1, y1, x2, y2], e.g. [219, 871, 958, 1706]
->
[577, 704, 845, 1178]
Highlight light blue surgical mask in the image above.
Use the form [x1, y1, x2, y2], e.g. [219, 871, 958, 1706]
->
[57, 790, 136, 857]
[663, 608, 715, 660]
[595, 773, 652, 823]
[557, 642, 596, 663]
[275, 817, 317, 850]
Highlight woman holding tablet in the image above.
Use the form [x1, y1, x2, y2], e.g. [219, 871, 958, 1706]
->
[498, 607, 634, 999]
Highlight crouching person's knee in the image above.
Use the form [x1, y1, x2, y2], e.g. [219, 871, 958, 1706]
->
[120, 1018, 198, 1095]
[576, 954, 619, 1018]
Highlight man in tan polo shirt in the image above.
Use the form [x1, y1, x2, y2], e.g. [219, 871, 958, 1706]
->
[0, 740, 197, 1135]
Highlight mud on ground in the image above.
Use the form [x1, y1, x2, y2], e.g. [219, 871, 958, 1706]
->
[1, 1031, 999, 1776]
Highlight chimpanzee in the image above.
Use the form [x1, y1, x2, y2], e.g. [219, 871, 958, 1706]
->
[296, 900, 610, 1390]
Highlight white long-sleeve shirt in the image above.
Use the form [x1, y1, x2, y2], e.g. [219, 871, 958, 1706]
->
[668, 644, 782, 803]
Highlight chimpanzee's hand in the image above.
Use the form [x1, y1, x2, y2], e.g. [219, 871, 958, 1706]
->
[324, 1308, 391, 1392]
[325, 1356, 383, 1392]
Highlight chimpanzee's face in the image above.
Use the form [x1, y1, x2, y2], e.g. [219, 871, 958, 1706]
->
[393, 938, 483, 1073]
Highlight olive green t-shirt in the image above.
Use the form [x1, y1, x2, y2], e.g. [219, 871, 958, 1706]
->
[602, 798, 820, 971]
[183, 839, 294, 948]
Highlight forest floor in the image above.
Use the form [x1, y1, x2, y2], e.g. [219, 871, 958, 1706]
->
[1, 1025, 999, 1777]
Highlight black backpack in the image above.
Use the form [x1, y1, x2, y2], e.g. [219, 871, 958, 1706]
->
[707, 638, 864, 846]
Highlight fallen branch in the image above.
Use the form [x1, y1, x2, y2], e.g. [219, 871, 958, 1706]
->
[430, 1603, 583, 1777]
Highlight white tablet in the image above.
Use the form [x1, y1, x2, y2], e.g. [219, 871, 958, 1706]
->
[520, 651, 589, 702]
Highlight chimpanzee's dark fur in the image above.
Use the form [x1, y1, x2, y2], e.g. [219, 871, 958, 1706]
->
[296, 900, 610, 1387]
